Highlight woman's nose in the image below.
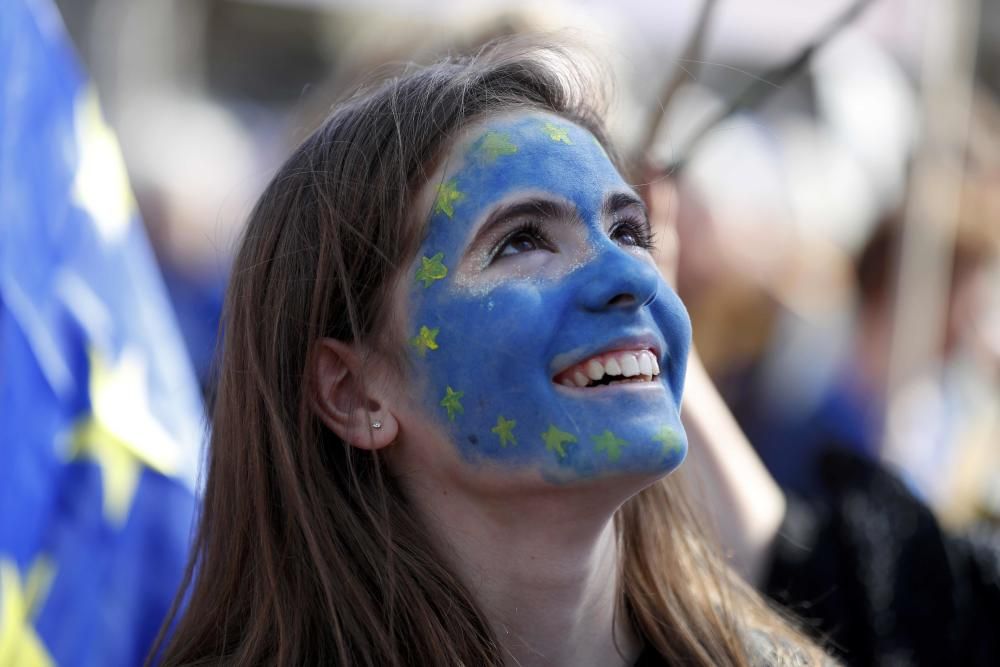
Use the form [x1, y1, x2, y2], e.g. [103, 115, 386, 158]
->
[575, 245, 660, 312]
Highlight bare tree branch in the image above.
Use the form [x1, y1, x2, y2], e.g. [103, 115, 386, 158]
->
[638, 0, 719, 161]
[666, 0, 877, 174]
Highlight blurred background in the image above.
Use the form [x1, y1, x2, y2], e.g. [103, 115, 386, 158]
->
[56, 0, 999, 523]
[3, 0, 998, 663]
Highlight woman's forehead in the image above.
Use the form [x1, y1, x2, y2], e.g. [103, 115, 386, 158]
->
[417, 110, 629, 222]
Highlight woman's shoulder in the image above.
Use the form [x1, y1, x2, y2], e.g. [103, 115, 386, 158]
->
[744, 628, 841, 667]
[630, 631, 841, 667]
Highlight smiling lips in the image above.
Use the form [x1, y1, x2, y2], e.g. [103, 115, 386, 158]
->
[554, 349, 661, 388]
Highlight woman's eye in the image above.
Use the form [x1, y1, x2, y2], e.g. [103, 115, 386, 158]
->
[610, 219, 653, 249]
[494, 223, 552, 259]
[499, 231, 542, 256]
[612, 227, 639, 246]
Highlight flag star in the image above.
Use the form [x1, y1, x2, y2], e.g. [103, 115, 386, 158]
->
[0, 556, 57, 667]
[541, 122, 572, 144]
[592, 430, 627, 462]
[71, 87, 134, 244]
[410, 325, 440, 356]
[415, 252, 448, 288]
[440, 386, 464, 421]
[434, 180, 465, 218]
[477, 131, 518, 163]
[541, 424, 577, 459]
[491, 415, 517, 447]
[65, 346, 182, 525]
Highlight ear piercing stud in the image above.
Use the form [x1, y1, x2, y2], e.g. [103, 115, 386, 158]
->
[371, 420, 382, 430]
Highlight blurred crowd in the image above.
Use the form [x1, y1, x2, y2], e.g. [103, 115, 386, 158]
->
[57, 0, 998, 527]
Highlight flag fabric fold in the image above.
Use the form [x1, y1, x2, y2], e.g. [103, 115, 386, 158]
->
[1, 1, 204, 664]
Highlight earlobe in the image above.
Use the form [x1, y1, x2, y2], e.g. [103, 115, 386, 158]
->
[311, 338, 399, 450]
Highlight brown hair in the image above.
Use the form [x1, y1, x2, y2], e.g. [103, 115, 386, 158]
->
[154, 39, 829, 666]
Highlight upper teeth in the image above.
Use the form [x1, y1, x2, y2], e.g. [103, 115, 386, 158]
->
[557, 349, 661, 388]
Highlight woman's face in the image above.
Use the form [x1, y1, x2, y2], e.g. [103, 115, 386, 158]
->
[397, 111, 691, 485]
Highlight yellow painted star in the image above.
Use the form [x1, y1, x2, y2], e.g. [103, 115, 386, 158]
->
[415, 252, 448, 288]
[440, 386, 464, 421]
[477, 131, 518, 163]
[491, 415, 517, 447]
[434, 179, 465, 218]
[542, 122, 572, 144]
[593, 430, 627, 462]
[541, 424, 577, 459]
[65, 346, 184, 525]
[0, 556, 56, 667]
[653, 426, 683, 458]
[409, 325, 440, 356]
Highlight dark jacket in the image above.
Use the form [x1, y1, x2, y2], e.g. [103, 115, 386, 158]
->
[764, 450, 1000, 666]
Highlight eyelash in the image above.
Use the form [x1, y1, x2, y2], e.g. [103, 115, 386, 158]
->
[610, 216, 655, 250]
[490, 220, 551, 262]
[488, 215, 655, 264]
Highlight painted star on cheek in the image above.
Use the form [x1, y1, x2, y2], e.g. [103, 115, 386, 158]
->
[541, 424, 577, 459]
[491, 415, 517, 447]
[653, 426, 683, 458]
[440, 386, 464, 421]
[410, 326, 439, 356]
[592, 430, 627, 462]
[415, 252, 448, 288]
[434, 179, 465, 218]
[476, 131, 518, 163]
[541, 121, 572, 144]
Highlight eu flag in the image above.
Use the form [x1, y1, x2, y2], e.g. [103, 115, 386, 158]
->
[0, 1, 204, 664]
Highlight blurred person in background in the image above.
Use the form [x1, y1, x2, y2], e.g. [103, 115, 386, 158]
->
[653, 71, 1000, 664]
[658, 24, 1000, 522]
[154, 40, 834, 667]
[722, 197, 999, 506]
[666, 175, 1000, 666]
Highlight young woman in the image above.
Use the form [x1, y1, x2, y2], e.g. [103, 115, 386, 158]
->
[155, 40, 832, 666]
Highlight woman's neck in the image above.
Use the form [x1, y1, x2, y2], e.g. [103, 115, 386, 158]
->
[409, 479, 643, 667]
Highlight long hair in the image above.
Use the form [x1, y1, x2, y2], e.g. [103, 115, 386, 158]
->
[154, 38, 828, 666]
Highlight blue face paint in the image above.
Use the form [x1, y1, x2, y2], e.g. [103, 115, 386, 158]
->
[406, 112, 691, 481]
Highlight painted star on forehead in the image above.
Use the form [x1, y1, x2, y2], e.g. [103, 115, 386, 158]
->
[66, 346, 183, 525]
[491, 415, 517, 447]
[0, 555, 57, 667]
[415, 252, 448, 288]
[434, 179, 465, 218]
[541, 121, 572, 145]
[410, 325, 440, 356]
[653, 426, 683, 458]
[593, 430, 627, 462]
[440, 386, 464, 421]
[476, 131, 518, 163]
[541, 424, 577, 459]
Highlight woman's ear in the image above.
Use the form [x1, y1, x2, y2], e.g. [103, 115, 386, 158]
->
[310, 338, 399, 450]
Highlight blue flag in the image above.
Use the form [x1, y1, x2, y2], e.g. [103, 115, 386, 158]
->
[0, 1, 204, 664]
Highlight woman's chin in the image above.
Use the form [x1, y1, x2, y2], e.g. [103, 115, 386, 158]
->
[442, 430, 687, 496]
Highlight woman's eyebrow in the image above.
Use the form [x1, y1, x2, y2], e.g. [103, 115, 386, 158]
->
[467, 197, 575, 248]
[602, 191, 647, 219]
